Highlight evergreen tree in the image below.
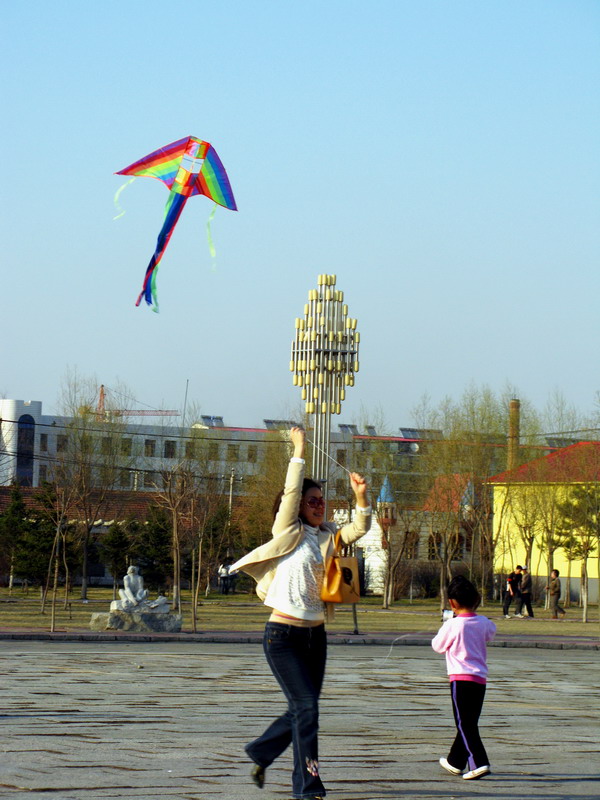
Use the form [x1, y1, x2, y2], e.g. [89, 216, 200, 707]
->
[100, 521, 131, 599]
[12, 515, 56, 587]
[0, 483, 29, 582]
[131, 507, 172, 593]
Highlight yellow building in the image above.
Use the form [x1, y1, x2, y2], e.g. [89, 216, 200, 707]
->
[489, 442, 600, 603]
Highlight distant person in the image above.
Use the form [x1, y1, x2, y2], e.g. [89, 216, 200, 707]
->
[432, 575, 496, 781]
[228, 559, 237, 594]
[218, 562, 230, 595]
[546, 569, 566, 619]
[516, 566, 534, 618]
[503, 565, 522, 618]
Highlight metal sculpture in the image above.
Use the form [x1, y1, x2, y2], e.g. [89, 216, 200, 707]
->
[290, 274, 360, 488]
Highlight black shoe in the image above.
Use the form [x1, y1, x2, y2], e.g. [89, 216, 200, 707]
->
[251, 763, 265, 788]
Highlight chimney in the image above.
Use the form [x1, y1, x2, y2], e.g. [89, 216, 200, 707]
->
[508, 398, 520, 470]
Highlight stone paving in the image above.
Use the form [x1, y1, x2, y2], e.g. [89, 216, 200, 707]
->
[0, 641, 598, 800]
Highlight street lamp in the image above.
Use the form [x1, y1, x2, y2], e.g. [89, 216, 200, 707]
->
[289, 273, 360, 490]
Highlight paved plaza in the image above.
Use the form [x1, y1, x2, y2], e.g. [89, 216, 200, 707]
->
[0, 641, 598, 800]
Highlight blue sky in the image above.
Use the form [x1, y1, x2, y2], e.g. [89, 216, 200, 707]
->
[2, 1, 599, 429]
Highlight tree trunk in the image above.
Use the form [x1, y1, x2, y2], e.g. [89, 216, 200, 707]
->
[172, 514, 181, 613]
[195, 540, 203, 612]
[41, 530, 60, 614]
[80, 528, 90, 600]
[382, 544, 391, 609]
[439, 563, 449, 610]
[62, 535, 70, 610]
[565, 561, 572, 609]
[191, 547, 197, 633]
[581, 558, 588, 623]
[50, 545, 60, 633]
[526, 538, 534, 573]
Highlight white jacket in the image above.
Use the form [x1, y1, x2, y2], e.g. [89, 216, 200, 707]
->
[231, 459, 371, 601]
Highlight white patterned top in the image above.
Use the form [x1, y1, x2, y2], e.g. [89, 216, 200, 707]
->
[264, 524, 325, 620]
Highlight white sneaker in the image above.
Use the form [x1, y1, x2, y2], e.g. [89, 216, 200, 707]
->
[439, 757, 462, 775]
[463, 765, 490, 780]
[515, 614, 524, 618]
[504, 614, 511, 619]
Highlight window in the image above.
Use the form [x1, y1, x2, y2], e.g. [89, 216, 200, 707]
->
[145, 439, 156, 458]
[38, 465, 48, 483]
[247, 445, 258, 463]
[80, 434, 93, 455]
[337, 449, 347, 466]
[101, 437, 112, 456]
[405, 533, 419, 560]
[335, 478, 346, 496]
[121, 438, 132, 456]
[185, 440, 196, 459]
[227, 444, 240, 462]
[119, 469, 130, 488]
[99, 466, 115, 486]
[40, 434, 48, 452]
[164, 440, 177, 459]
[56, 435, 67, 453]
[208, 442, 219, 460]
[428, 533, 442, 561]
[144, 470, 158, 488]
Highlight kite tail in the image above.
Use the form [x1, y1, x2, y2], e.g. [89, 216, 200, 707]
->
[135, 191, 188, 310]
[135, 254, 159, 309]
[206, 204, 217, 269]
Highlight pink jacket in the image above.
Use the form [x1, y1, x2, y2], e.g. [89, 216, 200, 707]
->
[431, 613, 496, 680]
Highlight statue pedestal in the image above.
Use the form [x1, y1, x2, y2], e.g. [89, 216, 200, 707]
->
[90, 611, 183, 633]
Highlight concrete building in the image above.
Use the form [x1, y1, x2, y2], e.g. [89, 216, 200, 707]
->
[1, 398, 446, 592]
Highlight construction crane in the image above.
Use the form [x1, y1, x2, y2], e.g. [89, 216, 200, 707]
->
[96, 385, 179, 419]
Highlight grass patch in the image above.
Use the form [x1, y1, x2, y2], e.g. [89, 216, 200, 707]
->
[0, 587, 597, 636]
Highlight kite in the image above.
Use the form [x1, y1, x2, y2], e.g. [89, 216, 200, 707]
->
[116, 136, 237, 310]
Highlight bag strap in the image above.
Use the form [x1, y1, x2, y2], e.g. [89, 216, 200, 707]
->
[332, 528, 343, 555]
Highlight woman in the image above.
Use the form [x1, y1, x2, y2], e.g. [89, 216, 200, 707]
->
[231, 427, 371, 800]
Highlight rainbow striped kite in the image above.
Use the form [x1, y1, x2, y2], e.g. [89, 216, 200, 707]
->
[116, 136, 237, 310]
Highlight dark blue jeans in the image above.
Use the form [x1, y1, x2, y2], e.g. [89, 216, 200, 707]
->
[245, 622, 327, 799]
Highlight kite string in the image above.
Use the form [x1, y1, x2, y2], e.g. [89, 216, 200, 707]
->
[305, 435, 352, 476]
[379, 635, 412, 664]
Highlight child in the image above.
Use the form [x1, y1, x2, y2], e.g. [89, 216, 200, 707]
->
[431, 575, 496, 780]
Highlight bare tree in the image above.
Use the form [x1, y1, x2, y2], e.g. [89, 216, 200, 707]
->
[56, 371, 134, 599]
[235, 429, 290, 551]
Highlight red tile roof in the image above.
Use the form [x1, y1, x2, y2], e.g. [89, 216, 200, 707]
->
[487, 441, 600, 485]
[422, 473, 471, 513]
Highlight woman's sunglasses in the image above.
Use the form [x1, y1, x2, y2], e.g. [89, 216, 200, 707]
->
[305, 497, 325, 508]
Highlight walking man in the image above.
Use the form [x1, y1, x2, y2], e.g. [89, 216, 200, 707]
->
[503, 565, 522, 618]
[516, 565, 534, 618]
[546, 569, 566, 619]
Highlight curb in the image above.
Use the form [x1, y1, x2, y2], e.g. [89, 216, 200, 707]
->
[0, 630, 597, 650]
